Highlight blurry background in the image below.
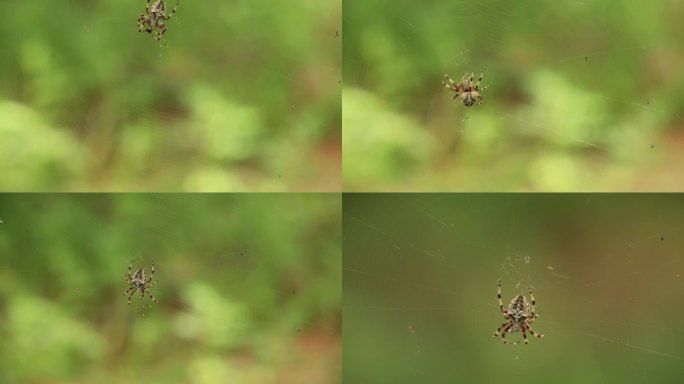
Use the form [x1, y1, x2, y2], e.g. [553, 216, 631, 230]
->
[0, 194, 341, 383]
[0, 0, 341, 191]
[343, 0, 684, 191]
[344, 194, 684, 382]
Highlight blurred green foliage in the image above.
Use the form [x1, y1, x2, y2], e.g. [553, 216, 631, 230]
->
[0, 194, 341, 383]
[343, 0, 684, 191]
[0, 0, 341, 191]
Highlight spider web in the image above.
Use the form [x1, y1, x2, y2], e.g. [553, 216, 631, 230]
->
[0, 194, 341, 383]
[343, 194, 684, 382]
[342, 0, 684, 191]
[0, 0, 341, 191]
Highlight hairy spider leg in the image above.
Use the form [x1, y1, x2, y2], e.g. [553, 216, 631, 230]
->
[500, 324, 517, 344]
[134, 282, 157, 303]
[443, 75, 463, 100]
[474, 71, 485, 91]
[497, 279, 507, 315]
[139, 0, 151, 32]
[127, 286, 136, 304]
[146, 264, 156, 287]
[528, 286, 536, 314]
[527, 324, 544, 338]
[154, 23, 167, 40]
[127, 260, 134, 280]
[147, 264, 158, 302]
[141, 278, 158, 303]
[442, 75, 455, 89]
[493, 322, 509, 338]
[522, 327, 528, 344]
[138, 16, 150, 33]
[148, 292, 158, 303]
[166, 0, 180, 20]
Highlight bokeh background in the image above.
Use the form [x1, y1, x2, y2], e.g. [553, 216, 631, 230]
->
[0, 0, 341, 191]
[344, 194, 684, 383]
[343, 0, 684, 191]
[0, 194, 341, 383]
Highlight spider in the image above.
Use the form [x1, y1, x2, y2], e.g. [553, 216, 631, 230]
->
[138, 0, 179, 41]
[493, 279, 544, 344]
[442, 71, 486, 107]
[124, 260, 158, 305]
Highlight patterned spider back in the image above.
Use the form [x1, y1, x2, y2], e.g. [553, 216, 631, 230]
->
[132, 269, 146, 285]
[508, 295, 530, 319]
[152, 0, 166, 13]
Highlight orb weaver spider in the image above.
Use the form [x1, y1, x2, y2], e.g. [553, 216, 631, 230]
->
[493, 279, 544, 344]
[138, 0, 180, 41]
[442, 71, 486, 107]
[124, 259, 158, 305]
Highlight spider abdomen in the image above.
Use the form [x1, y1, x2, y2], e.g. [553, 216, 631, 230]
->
[461, 93, 478, 107]
[508, 295, 531, 319]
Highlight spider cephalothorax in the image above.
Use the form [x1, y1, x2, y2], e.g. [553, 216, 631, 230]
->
[493, 279, 544, 344]
[442, 71, 486, 107]
[138, 0, 179, 41]
[125, 260, 158, 305]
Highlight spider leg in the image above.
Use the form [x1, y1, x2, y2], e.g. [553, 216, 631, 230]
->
[442, 81, 458, 92]
[126, 260, 133, 280]
[127, 288, 136, 305]
[521, 327, 529, 344]
[139, 0, 151, 31]
[165, 0, 180, 20]
[528, 286, 536, 313]
[500, 324, 518, 344]
[443, 74, 456, 87]
[442, 81, 461, 99]
[493, 322, 509, 338]
[154, 23, 167, 40]
[474, 71, 484, 90]
[527, 323, 544, 338]
[497, 279, 505, 315]
[146, 265, 157, 299]
[146, 264, 156, 283]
